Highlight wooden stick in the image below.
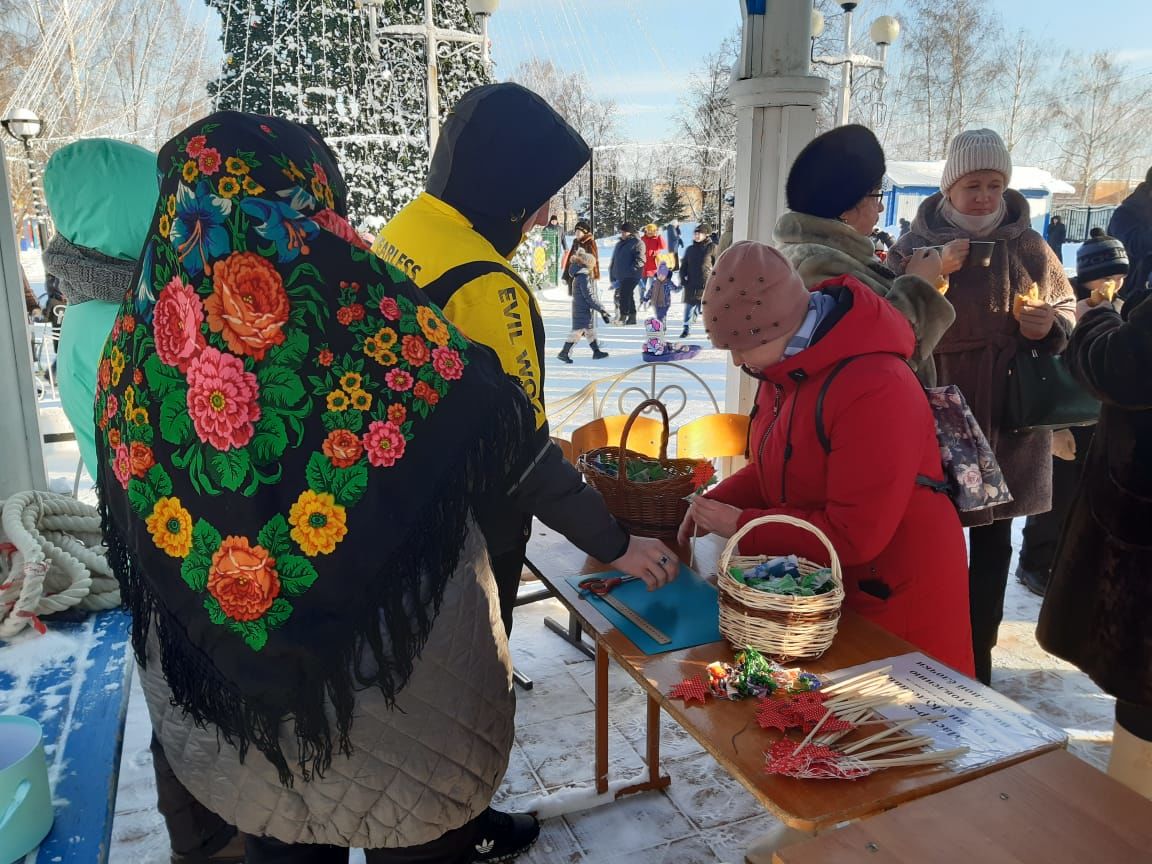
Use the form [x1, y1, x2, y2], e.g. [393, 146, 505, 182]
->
[820, 666, 892, 695]
[855, 748, 969, 768]
[795, 708, 835, 750]
[841, 718, 932, 754]
[850, 736, 935, 760]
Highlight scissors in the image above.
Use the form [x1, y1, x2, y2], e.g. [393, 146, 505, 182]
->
[578, 575, 639, 596]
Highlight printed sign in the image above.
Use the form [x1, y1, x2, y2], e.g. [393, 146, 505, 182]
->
[825, 652, 1067, 771]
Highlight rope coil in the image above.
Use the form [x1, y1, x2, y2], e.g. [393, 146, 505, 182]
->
[0, 491, 120, 639]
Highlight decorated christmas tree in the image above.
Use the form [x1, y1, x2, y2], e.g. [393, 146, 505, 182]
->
[205, 0, 491, 228]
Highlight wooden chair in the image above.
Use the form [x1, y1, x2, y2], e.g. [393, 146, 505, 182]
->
[570, 414, 665, 459]
[675, 412, 750, 460]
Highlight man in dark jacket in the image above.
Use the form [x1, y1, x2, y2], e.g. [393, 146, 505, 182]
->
[609, 221, 643, 324]
[678, 223, 716, 338]
[373, 82, 678, 863]
[1045, 214, 1067, 260]
[1109, 169, 1152, 302]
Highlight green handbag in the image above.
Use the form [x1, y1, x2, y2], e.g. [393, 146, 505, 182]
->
[1004, 347, 1099, 432]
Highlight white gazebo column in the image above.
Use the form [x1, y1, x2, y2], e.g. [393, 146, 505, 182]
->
[724, 0, 828, 418]
[0, 155, 47, 496]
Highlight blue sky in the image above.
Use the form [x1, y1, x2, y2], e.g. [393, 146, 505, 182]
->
[487, 0, 1152, 142]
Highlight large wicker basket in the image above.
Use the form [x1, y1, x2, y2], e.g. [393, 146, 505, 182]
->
[576, 399, 700, 538]
[717, 515, 845, 660]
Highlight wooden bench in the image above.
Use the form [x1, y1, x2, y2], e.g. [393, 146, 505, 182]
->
[0, 609, 134, 863]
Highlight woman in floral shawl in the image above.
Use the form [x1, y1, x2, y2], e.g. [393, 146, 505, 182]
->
[96, 112, 538, 862]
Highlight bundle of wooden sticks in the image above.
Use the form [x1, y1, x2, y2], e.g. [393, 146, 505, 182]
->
[762, 665, 968, 780]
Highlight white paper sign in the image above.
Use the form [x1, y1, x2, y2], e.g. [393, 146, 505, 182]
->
[825, 652, 1068, 771]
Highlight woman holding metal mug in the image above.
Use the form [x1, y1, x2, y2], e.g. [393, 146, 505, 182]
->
[891, 129, 1076, 685]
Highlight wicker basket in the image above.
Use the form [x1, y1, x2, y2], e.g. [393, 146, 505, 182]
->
[576, 399, 700, 538]
[716, 515, 845, 660]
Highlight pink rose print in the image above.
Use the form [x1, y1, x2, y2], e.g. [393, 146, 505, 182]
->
[378, 296, 401, 321]
[186, 135, 207, 157]
[431, 346, 463, 380]
[198, 148, 223, 176]
[105, 392, 119, 420]
[385, 369, 413, 392]
[112, 443, 132, 490]
[958, 465, 982, 491]
[363, 420, 406, 468]
[186, 347, 262, 450]
[313, 164, 329, 185]
[153, 276, 206, 372]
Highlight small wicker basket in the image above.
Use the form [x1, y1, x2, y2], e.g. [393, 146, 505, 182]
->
[716, 514, 845, 660]
[576, 399, 700, 538]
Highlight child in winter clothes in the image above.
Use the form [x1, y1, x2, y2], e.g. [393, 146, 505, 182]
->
[559, 248, 611, 363]
[641, 261, 674, 324]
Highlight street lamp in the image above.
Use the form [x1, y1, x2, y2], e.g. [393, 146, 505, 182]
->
[2, 108, 47, 248]
[812, 3, 900, 127]
[466, 0, 499, 72]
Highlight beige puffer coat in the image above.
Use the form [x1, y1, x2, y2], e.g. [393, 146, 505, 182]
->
[774, 211, 956, 387]
[139, 520, 513, 849]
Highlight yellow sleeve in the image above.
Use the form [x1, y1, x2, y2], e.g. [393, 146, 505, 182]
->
[442, 273, 547, 430]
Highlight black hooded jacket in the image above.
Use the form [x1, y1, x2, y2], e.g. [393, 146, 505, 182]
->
[374, 84, 629, 570]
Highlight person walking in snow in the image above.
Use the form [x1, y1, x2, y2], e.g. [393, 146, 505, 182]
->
[640, 260, 673, 325]
[609, 221, 644, 324]
[665, 220, 684, 271]
[558, 248, 610, 363]
[678, 223, 716, 338]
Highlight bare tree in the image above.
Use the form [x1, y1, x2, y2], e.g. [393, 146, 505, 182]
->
[1051, 52, 1152, 204]
[997, 31, 1051, 160]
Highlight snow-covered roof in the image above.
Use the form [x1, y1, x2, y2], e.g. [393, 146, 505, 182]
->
[886, 160, 1076, 195]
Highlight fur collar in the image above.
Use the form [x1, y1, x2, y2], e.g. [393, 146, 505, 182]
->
[774, 211, 877, 266]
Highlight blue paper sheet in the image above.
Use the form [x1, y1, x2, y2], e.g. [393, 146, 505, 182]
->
[564, 564, 722, 654]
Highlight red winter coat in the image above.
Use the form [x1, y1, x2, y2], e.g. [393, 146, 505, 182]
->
[707, 276, 974, 676]
[641, 234, 666, 277]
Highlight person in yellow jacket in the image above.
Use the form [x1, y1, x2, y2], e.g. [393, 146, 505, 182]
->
[373, 83, 677, 616]
[374, 82, 679, 864]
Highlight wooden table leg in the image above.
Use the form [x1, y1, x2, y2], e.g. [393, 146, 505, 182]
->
[595, 640, 609, 795]
[613, 680, 672, 799]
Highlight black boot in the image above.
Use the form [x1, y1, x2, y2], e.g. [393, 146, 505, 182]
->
[1015, 566, 1049, 598]
[590, 340, 609, 359]
[557, 342, 574, 364]
[472, 807, 540, 863]
[679, 326, 689, 339]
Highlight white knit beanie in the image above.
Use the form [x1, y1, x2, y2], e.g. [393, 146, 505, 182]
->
[940, 129, 1012, 192]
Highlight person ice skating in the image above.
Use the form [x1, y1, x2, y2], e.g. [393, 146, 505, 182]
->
[641, 261, 673, 325]
[98, 110, 548, 864]
[370, 84, 679, 771]
[1037, 243, 1152, 802]
[558, 248, 610, 363]
[678, 223, 716, 338]
[891, 128, 1076, 685]
[773, 124, 954, 386]
[678, 242, 974, 675]
[609, 221, 644, 324]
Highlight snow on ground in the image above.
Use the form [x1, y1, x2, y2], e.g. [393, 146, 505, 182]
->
[17, 266, 1111, 862]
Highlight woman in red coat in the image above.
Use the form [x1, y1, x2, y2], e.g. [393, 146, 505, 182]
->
[679, 242, 974, 675]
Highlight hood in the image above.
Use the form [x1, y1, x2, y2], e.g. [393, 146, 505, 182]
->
[426, 83, 590, 258]
[43, 138, 158, 260]
[908, 188, 1034, 244]
[774, 211, 876, 266]
[755, 275, 914, 384]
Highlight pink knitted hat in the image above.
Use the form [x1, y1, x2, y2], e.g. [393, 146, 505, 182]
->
[702, 241, 810, 352]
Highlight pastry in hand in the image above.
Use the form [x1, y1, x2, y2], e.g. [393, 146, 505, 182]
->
[1013, 282, 1040, 316]
[1086, 278, 1118, 307]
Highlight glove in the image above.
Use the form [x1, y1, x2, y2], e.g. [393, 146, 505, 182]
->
[600, 311, 611, 324]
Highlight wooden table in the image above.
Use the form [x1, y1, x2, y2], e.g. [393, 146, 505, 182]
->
[526, 524, 1063, 833]
[773, 749, 1152, 863]
[0, 609, 135, 864]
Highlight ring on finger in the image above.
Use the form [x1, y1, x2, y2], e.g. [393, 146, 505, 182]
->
[658, 554, 669, 567]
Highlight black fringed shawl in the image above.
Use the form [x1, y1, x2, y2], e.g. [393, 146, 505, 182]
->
[96, 111, 534, 784]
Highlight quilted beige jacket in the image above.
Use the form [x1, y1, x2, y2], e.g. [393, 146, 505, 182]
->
[774, 211, 956, 387]
[139, 520, 514, 849]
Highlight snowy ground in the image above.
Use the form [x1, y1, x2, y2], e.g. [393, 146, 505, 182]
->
[19, 256, 1112, 863]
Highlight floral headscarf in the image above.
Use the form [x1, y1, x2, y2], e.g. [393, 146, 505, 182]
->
[96, 111, 534, 783]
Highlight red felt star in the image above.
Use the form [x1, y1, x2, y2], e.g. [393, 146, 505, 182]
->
[791, 701, 834, 731]
[756, 698, 801, 732]
[670, 677, 709, 704]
